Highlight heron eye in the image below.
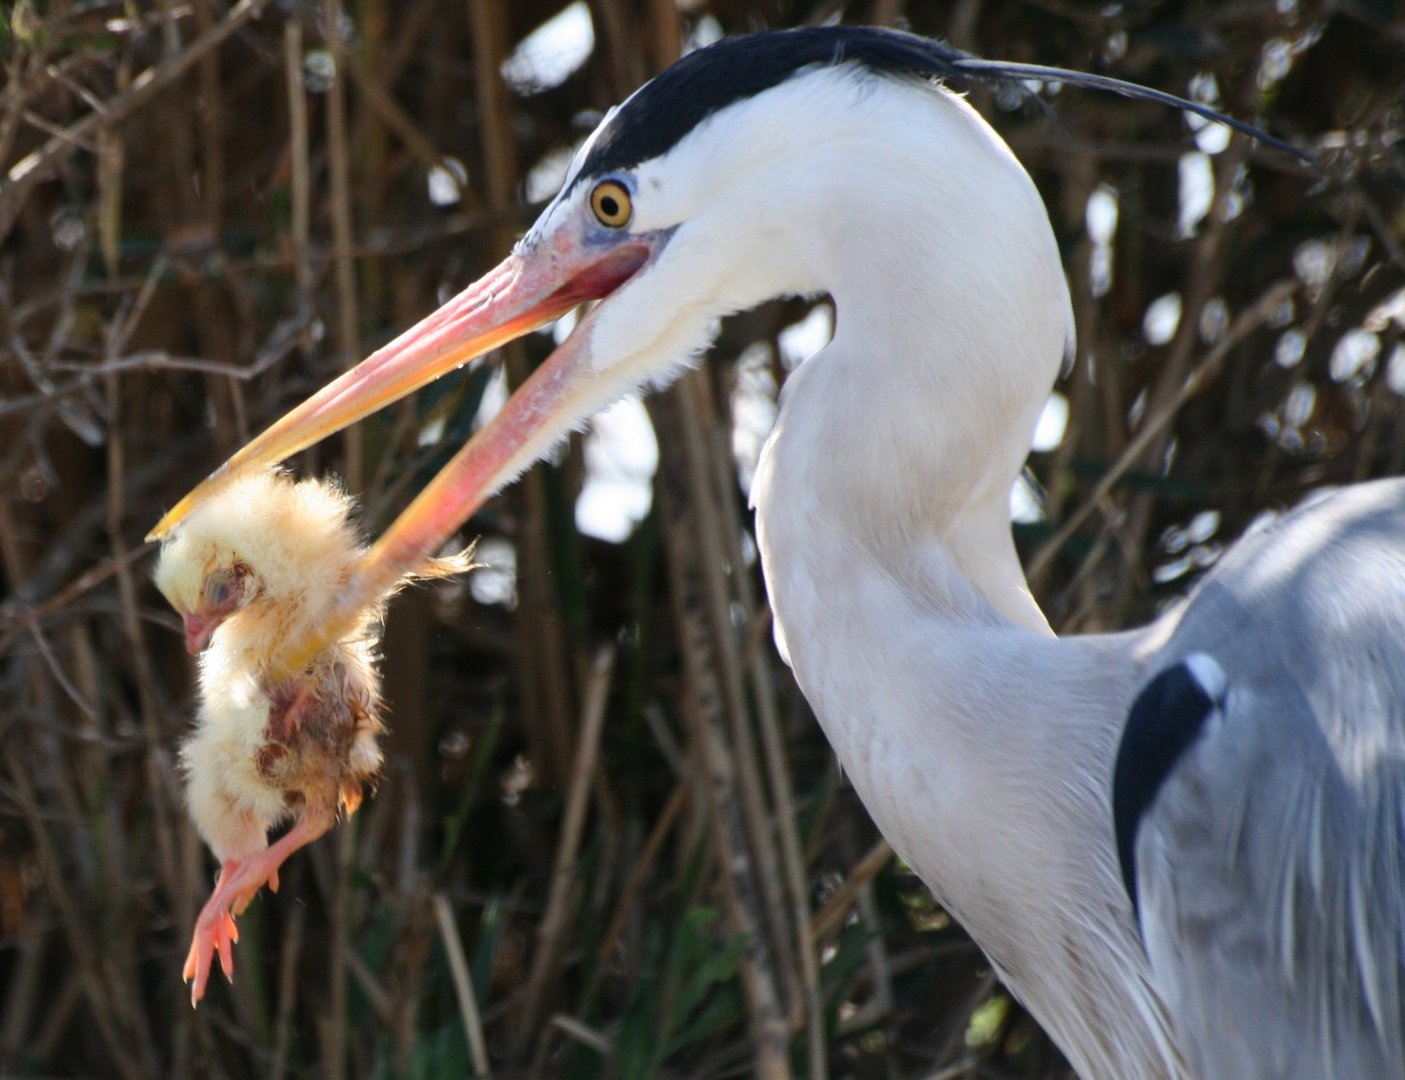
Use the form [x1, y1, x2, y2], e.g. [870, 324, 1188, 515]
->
[589, 180, 632, 228]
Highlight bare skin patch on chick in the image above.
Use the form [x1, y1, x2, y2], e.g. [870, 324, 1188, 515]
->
[153, 467, 473, 1004]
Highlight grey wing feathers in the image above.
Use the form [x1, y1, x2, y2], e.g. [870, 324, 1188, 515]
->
[1123, 478, 1405, 1079]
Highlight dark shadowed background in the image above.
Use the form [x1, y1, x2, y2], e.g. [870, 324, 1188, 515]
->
[1, 0, 1402, 1076]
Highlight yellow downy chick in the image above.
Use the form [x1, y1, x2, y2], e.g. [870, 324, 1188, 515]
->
[154, 467, 471, 1005]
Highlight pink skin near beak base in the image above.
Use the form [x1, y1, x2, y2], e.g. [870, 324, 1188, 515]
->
[183, 612, 221, 655]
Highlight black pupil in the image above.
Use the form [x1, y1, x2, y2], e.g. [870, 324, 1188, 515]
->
[600, 194, 619, 218]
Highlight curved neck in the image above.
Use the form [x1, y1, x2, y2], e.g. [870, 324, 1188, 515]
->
[719, 84, 1071, 634]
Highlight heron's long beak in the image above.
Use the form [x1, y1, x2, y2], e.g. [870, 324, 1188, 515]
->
[147, 234, 652, 543]
[150, 225, 660, 678]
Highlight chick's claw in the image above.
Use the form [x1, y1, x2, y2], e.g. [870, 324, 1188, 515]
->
[184, 857, 276, 1006]
[183, 908, 239, 1007]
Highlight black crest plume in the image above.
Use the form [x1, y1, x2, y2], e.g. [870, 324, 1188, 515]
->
[578, 26, 1310, 182]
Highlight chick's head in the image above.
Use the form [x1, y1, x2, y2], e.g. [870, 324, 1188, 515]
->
[154, 468, 365, 654]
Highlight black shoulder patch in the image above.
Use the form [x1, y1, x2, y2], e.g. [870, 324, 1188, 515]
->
[577, 26, 968, 181]
[1112, 660, 1223, 922]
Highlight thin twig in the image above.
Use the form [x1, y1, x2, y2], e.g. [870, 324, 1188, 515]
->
[548, 1013, 615, 1057]
[271, 902, 305, 1080]
[597, 779, 688, 960]
[323, 0, 361, 494]
[285, 18, 314, 342]
[433, 892, 492, 1078]
[517, 645, 616, 1050]
[811, 840, 895, 944]
[706, 410, 826, 1078]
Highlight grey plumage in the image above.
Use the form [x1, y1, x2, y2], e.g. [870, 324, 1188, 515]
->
[1125, 478, 1405, 1078]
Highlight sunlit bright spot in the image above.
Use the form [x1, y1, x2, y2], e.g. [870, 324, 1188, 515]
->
[778, 304, 834, 371]
[1259, 38, 1293, 90]
[966, 995, 1010, 1049]
[500, 754, 534, 806]
[427, 157, 468, 207]
[576, 395, 659, 542]
[1009, 472, 1045, 525]
[685, 15, 724, 54]
[1153, 546, 1219, 584]
[988, 80, 1033, 110]
[1223, 163, 1251, 222]
[1086, 185, 1119, 243]
[1294, 236, 1371, 295]
[1186, 113, 1231, 156]
[1086, 184, 1119, 297]
[1261, 21, 1321, 94]
[1189, 509, 1221, 544]
[1364, 286, 1405, 332]
[1193, 122, 1232, 155]
[1086, 246, 1112, 300]
[1128, 387, 1148, 430]
[304, 49, 335, 93]
[472, 366, 509, 430]
[1156, 513, 1221, 582]
[501, 2, 595, 95]
[417, 412, 446, 447]
[1387, 345, 1405, 395]
[1188, 71, 1220, 105]
[1184, 72, 1231, 155]
[1199, 297, 1229, 343]
[1330, 329, 1380, 383]
[1178, 152, 1214, 237]
[1033, 392, 1068, 452]
[525, 146, 575, 203]
[50, 207, 85, 251]
[1284, 381, 1317, 428]
[1293, 239, 1335, 289]
[1103, 30, 1127, 62]
[1143, 293, 1183, 346]
[731, 343, 778, 495]
[1275, 329, 1307, 369]
[471, 535, 518, 608]
[739, 527, 758, 567]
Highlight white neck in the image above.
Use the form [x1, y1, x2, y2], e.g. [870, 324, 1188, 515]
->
[743, 81, 1182, 1079]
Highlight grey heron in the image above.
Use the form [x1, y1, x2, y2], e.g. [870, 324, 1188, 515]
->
[151, 26, 1404, 1078]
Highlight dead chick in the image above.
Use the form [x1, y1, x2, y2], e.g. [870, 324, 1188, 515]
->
[153, 467, 471, 1004]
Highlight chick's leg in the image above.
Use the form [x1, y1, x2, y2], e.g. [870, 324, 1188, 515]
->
[183, 807, 335, 1006]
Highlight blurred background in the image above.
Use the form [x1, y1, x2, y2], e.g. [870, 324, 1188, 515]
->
[1, 0, 1402, 1076]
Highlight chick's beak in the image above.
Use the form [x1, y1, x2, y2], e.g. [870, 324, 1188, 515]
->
[147, 227, 654, 542]
[182, 611, 221, 654]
